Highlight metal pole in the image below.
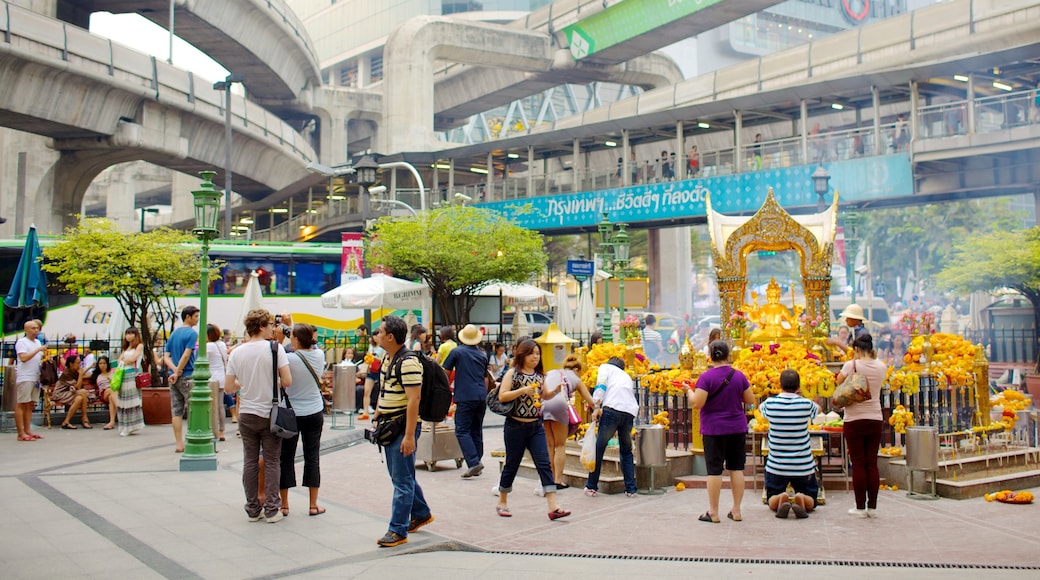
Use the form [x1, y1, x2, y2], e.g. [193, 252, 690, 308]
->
[168, 0, 175, 65]
[181, 235, 216, 470]
[223, 83, 233, 239]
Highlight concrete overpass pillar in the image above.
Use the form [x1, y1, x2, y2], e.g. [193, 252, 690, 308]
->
[734, 110, 744, 172]
[966, 74, 977, 135]
[622, 130, 631, 186]
[909, 81, 921, 147]
[527, 145, 534, 197]
[675, 121, 685, 179]
[447, 159, 454, 201]
[104, 175, 137, 232]
[486, 151, 494, 201]
[648, 226, 692, 320]
[0, 130, 58, 237]
[872, 86, 882, 156]
[573, 139, 581, 193]
[800, 100, 809, 164]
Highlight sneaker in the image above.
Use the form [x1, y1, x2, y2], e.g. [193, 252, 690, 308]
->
[625, 492, 638, 498]
[377, 531, 408, 547]
[775, 502, 791, 519]
[490, 485, 500, 496]
[534, 486, 545, 497]
[247, 513, 263, 522]
[866, 508, 878, 518]
[407, 513, 434, 533]
[265, 511, 284, 523]
[119, 429, 128, 437]
[847, 508, 868, 518]
[584, 488, 598, 497]
[461, 463, 484, 479]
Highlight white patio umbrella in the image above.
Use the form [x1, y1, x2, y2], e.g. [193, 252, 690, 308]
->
[106, 304, 132, 342]
[477, 282, 556, 309]
[574, 281, 598, 336]
[233, 270, 265, 339]
[511, 304, 530, 340]
[321, 273, 428, 310]
[553, 281, 574, 334]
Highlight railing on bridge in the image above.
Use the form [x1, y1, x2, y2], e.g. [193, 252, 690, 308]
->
[919, 89, 1040, 139]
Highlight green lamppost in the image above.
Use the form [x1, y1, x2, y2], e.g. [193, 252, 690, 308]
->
[613, 223, 630, 322]
[597, 213, 614, 342]
[844, 211, 860, 303]
[180, 171, 220, 472]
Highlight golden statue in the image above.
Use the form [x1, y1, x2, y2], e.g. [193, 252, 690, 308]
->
[744, 278, 802, 340]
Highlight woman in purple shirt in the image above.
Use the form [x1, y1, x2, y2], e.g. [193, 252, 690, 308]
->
[687, 340, 755, 523]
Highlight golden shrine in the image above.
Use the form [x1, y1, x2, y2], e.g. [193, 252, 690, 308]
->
[707, 187, 838, 340]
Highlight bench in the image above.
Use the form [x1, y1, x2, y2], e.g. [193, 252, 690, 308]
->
[42, 383, 110, 428]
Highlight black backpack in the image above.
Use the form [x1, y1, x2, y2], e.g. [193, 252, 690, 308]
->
[393, 349, 452, 423]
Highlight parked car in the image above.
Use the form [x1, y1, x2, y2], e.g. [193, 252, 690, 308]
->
[482, 311, 554, 344]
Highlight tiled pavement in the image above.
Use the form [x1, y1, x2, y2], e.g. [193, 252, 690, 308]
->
[1, 413, 1038, 579]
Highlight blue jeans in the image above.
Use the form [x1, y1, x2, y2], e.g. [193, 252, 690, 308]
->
[585, 407, 637, 494]
[499, 418, 556, 494]
[454, 400, 486, 468]
[384, 426, 431, 536]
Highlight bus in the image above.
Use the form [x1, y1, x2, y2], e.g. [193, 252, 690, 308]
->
[0, 238, 387, 346]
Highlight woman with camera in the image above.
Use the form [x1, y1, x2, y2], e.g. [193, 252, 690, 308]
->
[279, 323, 327, 517]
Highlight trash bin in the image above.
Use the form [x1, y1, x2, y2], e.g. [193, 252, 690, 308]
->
[905, 426, 938, 471]
[636, 425, 667, 467]
[2, 366, 17, 412]
[332, 361, 356, 412]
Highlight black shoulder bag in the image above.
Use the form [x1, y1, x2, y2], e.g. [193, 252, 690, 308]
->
[269, 341, 299, 439]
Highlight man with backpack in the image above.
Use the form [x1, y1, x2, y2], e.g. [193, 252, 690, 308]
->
[443, 324, 490, 479]
[372, 315, 434, 547]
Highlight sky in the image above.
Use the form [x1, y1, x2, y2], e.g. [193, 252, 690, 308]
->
[89, 12, 230, 85]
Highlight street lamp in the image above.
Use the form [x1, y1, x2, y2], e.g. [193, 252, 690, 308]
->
[597, 213, 615, 342]
[139, 207, 159, 232]
[354, 155, 379, 331]
[811, 165, 831, 212]
[213, 73, 245, 239]
[613, 223, 630, 322]
[181, 170, 220, 472]
[844, 211, 860, 301]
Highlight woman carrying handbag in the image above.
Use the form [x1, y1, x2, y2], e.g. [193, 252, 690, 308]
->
[835, 333, 887, 518]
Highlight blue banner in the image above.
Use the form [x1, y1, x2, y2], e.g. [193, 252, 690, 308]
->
[479, 154, 913, 231]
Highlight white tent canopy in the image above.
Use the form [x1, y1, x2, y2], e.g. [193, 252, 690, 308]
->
[321, 273, 429, 310]
[233, 270, 265, 338]
[475, 282, 556, 308]
[554, 281, 574, 334]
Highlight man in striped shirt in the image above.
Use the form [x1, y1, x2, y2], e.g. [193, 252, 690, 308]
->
[759, 369, 820, 519]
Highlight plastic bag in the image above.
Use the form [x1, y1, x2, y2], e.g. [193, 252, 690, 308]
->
[110, 364, 125, 393]
[579, 421, 598, 472]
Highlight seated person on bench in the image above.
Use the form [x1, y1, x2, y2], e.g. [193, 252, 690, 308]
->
[759, 369, 819, 519]
[53, 354, 92, 430]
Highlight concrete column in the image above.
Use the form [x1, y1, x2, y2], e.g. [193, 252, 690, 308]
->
[170, 172, 197, 226]
[389, 168, 397, 200]
[543, 156, 549, 196]
[622, 130, 631, 187]
[675, 121, 685, 179]
[486, 151, 494, 201]
[800, 100, 809, 164]
[909, 81, 920, 147]
[872, 85, 882, 155]
[734, 110, 744, 172]
[357, 55, 370, 88]
[573, 138, 581, 193]
[966, 73, 976, 135]
[647, 226, 693, 320]
[0, 130, 58, 237]
[432, 164, 439, 202]
[527, 145, 534, 198]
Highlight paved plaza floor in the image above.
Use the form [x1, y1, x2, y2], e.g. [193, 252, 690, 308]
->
[1, 413, 1038, 579]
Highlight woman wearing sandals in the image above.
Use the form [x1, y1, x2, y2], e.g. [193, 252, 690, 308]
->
[54, 354, 92, 430]
[495, 339, 571, 521]
[93, 356, 117, 430]
[206, 324, 229, 442]
[687, 340, 754, 523]
[279, 323, 327, 517]
[542, 353, 595, 489]
[115, 327, 146, 437]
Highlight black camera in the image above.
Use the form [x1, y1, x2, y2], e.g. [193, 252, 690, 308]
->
[363, 427, 377, 444]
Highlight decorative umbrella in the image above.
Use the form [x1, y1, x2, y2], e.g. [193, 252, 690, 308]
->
[233, 270, 265, 339]
[553, 281, 574, 334]
[106, 305, 132, 342]
[476, 282, 555, 309]
[574, 281, 598, 336]
[4, 225, 48, 311]
[511, 304, 530, 341]
[321, 273, 428, 310]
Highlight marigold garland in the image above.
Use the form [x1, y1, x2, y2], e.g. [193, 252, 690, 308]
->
[732, 342, 835, 400]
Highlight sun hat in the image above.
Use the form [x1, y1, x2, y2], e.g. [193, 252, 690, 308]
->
[458, 324, 484, 346]
[838, 303, 868, 321]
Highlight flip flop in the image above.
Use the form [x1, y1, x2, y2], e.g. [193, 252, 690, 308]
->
[18, 435, 34, 442]
[309, 507, 326, 517]
[548, 508, 571, 521]
[61, 424, 77, 430]
[496, 506, 512, 517]
[30, 434, 42, 439]
[81, 423, 93, 429]
[103, 424, 115, 430]
[727, 511, 742, 522]
[698, 512, 720, 523]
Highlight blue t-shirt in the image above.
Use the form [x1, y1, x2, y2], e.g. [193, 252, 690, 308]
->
[443, 345, 490, 403]
[166, 326, 198, 375]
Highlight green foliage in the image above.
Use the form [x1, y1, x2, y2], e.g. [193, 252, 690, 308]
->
[42, 219, 203, 370]
[366, 206, 546, 326]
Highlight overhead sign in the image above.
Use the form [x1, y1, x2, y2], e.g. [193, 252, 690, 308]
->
[478, 154, 912, 231]
[563, 0, 726, 61]
[567, 260, 595, 281]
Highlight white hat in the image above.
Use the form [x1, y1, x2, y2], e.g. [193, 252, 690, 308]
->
[458, 324, 483, 346]
[839, 303, 868, 321]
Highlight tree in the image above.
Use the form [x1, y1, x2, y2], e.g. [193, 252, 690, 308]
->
[935, 227, 1040, 371]
[366, 205, 546, 327]
[42, 219, 204, 379]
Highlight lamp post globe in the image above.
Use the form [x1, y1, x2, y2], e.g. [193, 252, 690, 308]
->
[354, 155, 379, 188]
[597, 213, 614, 342]
[812, 165, 831, 212]
[181, 171, 219, 471]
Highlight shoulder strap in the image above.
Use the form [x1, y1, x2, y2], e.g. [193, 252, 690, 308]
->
[706, 368, 738, 404]
[295, 350, 322, 390]
[393, 348, 417, 385]
[271, 340, 279, 403]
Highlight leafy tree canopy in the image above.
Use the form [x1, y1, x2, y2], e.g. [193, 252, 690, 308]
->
[42, 219, 204, 371]
[366, 206, 546, 327]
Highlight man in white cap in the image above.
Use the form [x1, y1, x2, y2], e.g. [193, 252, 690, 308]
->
[827, 304, 868, 348]
[443, 324, 490, 478]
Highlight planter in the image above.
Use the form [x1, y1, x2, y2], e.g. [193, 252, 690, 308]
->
[140, 386, 172, 425]
[1025, 373, 1040, 404]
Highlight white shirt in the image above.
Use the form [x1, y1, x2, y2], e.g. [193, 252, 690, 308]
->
[15, 336, 43, 383]
[593, 363, 638, 417]
[206, 340, 228, 388]
[226, 340, 289, 419]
